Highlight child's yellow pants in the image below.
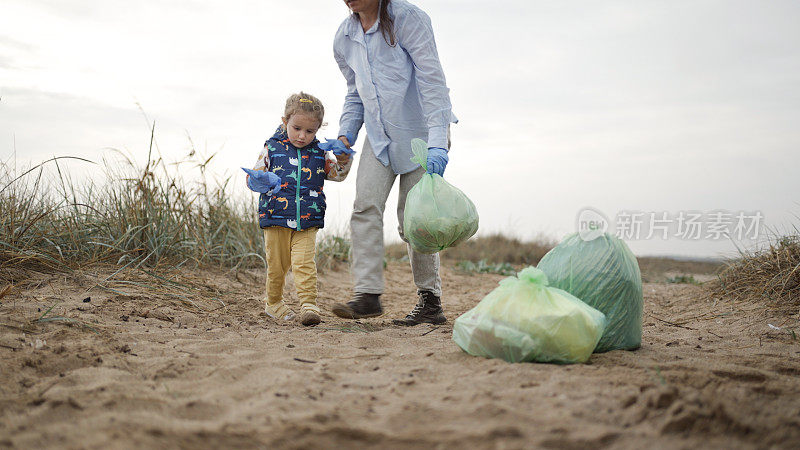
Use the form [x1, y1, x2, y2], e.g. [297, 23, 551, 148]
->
[264, 227, 320, 313]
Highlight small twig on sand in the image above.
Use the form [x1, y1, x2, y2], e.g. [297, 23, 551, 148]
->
[338, 353, 389, 360]
[421, 326, 440, 336]
[37, 379, 61, 397]
[707, 330, 723, 338]
[293, 357, 316, 364]
[647, 313, 697, 330]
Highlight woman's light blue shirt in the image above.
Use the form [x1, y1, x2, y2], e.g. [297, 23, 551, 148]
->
[333, 0, 457, 174]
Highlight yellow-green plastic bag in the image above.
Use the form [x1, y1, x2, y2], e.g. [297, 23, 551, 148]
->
[403, 138, 479, 254]
[452, 267, 607, 364]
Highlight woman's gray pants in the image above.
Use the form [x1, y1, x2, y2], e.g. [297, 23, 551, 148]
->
[349, 139, 441, 296]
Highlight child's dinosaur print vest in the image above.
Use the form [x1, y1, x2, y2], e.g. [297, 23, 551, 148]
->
[258, 128, 327, 230]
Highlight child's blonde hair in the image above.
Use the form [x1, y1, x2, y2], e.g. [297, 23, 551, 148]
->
[282, 92, 325, 127]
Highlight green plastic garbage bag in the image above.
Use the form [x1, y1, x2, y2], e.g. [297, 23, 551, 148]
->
[537, 232, 643, 353]
[452, 267, 607, 364]
[403, 138, 479, 254]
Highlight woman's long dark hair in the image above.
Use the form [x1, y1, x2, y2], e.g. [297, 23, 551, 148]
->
[354, 0, 396, 47]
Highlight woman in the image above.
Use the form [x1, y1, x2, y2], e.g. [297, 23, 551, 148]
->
[330, 0, 458, 325]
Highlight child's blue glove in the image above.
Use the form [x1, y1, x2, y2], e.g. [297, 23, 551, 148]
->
[319, 138, 356, 155]
[426, 147, 449, 176]
[242, 168, 281, 195]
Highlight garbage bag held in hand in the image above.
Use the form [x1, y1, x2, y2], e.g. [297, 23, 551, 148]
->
[403, 138, 479, 254]
[453, 267, 607, 364]
[537, 232, 643, 353]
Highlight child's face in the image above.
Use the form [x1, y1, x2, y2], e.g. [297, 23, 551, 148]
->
[282, 113, 321, 148]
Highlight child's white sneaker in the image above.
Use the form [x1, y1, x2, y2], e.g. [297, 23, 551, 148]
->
[265, 301, 295, 321]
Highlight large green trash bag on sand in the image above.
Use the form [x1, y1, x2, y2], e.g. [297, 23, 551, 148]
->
[403, 139, 479, 254]
[537, 232, 643, 353]
[452, 267, 607, 364]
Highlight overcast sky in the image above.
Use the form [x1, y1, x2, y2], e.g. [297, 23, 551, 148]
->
[2, 0, 799, 258]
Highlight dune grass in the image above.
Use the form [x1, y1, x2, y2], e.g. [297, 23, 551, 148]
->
[1, 129, 271, 284]
[710, 233, 800, 305]
[385, 232, 555, 267]
[315, 225, 352, 272]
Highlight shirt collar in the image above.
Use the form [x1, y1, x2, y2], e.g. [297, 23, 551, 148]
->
[344, 14, 380, 39]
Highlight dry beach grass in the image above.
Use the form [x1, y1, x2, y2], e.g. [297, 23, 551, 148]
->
[710, 233, 800, 307]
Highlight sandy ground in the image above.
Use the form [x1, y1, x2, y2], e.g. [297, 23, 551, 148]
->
[1, 262, 799, 449]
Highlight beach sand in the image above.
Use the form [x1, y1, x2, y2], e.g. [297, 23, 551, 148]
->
[1, 262, 799, 449]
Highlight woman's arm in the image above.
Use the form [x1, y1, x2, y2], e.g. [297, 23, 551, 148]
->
[334, 47, 365, 145]
[396, 8, 454, 150]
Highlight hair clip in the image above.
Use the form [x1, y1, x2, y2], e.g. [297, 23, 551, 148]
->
[299, 98, 313, 103]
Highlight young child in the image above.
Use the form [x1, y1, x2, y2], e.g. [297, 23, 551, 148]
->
[244, 92, 353, 326]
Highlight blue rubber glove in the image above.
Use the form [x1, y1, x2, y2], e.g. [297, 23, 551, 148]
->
[426, 147, 449, 176]
[318, 138, 356, 155]
[242, 168, 281, 195]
